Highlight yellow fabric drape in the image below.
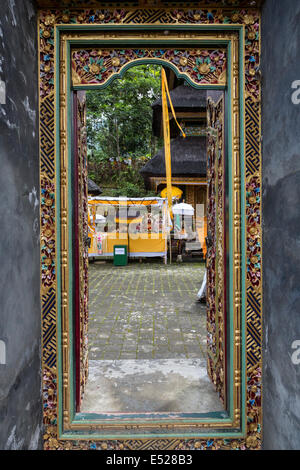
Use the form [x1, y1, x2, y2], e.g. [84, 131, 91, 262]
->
[88, 198, 159, 206]
[161, 68, 186, 217]
[160, 186, 183, 200]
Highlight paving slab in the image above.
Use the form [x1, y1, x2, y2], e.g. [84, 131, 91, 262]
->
[81, 359, 225, 414]
[88, 261, 207, 361]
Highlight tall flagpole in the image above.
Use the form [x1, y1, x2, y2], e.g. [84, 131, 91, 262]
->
[161, 68, 173, 219]
[161, 68, 186, 264]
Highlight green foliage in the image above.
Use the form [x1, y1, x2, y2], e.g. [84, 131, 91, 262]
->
[112, 167, 156, 198]
[86, 64, 162, 195]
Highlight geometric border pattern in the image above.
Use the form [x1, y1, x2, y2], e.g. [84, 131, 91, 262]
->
[42, 287, 56, 369]
[40, 95, 55, 179]
[245, 97, 260, 178]
[246, 286, 261, 371]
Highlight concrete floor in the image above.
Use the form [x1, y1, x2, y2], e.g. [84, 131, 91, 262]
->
[81, 358, 224, 413]
[82, 261, 224, 414]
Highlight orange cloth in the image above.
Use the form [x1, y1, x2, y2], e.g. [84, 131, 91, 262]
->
[129, 233, 166, 254]
[89, 232, 166, 256]
[197, 217, 207, 258]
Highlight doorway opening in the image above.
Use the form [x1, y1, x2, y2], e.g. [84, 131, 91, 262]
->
[73, 63, 227, 416]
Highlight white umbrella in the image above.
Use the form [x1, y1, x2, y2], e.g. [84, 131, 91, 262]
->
[96, 214, 106, 222]
[172, 202, 194, 216]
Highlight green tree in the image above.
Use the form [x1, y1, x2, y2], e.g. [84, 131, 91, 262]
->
[86, 64, 162, 196]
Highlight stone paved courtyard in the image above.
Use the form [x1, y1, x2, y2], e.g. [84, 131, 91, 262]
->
[82, 260, 225, 413]
[88, 260, 207, 361]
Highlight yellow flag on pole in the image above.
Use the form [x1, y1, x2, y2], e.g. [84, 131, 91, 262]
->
[161, 68, 186, 217]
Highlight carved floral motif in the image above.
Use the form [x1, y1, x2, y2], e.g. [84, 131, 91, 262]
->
[41, 178, 56, 288]
[246, 177, 261, 286]
[76, 95, 90, 400]
[206, 96, 226, 404]
[71, 48, 227, 87]
[39, 8, 260, 100]
[43, 369, 58, 434]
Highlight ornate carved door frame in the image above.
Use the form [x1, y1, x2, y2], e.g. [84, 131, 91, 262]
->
[39, 5, 262, 451]
[206, 91, 227, 407]
[73, 91, 89, 411]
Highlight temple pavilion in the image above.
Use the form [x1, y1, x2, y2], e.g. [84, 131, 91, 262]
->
[88, 178, 102, 196]
[140, 75, 208, 217]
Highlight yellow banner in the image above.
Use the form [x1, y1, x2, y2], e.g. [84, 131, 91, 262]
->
[161, 69, 186, 217]
[88, 199, 159, 206]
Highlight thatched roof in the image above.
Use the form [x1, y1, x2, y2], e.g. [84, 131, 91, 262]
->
[152, 85, 207, 109]
[140, 136, 206, 178]
[152, 85, 206, 137]
[88, 178, 102, 195]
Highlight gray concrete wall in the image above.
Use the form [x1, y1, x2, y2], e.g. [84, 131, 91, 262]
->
[262, 0, 300, 450]
[0, 1, 42, 449]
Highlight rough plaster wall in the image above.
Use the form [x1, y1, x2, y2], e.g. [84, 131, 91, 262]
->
[0, 0, 42, 449]
[262, 0, 300, 450]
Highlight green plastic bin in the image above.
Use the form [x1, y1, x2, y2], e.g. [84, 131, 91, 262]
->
[113, 245, 128, 266]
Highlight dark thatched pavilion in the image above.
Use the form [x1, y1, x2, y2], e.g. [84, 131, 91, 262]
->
[152, 84, 207, 138]
[141, 79, 207, 211]
[141, 136, 206, 179]
[88, 178, 102, 196]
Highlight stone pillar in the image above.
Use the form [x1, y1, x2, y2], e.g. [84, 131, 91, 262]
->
[0, 0, 42, 450]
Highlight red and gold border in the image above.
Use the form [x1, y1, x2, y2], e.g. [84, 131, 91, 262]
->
[39, 4, 262, 451]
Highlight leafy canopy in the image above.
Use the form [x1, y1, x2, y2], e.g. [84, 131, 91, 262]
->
[87, 64, 163, 197]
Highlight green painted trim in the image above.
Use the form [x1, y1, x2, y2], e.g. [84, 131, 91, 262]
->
[57, 24, 243, 32]
[55, 26, 63, 438]
[53, 23, 248, 439]
[68, 38, 230, 91]
[66, 39, 76, 422]
[73, 83, 225, 91]
[59, 430, 245, 440]
[73, 57, 226, 91]
[226, 39, 234, 423]
[239, 26, 247, 436]
[69, 39, 230, 46]
[74, 411, 230, 424]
